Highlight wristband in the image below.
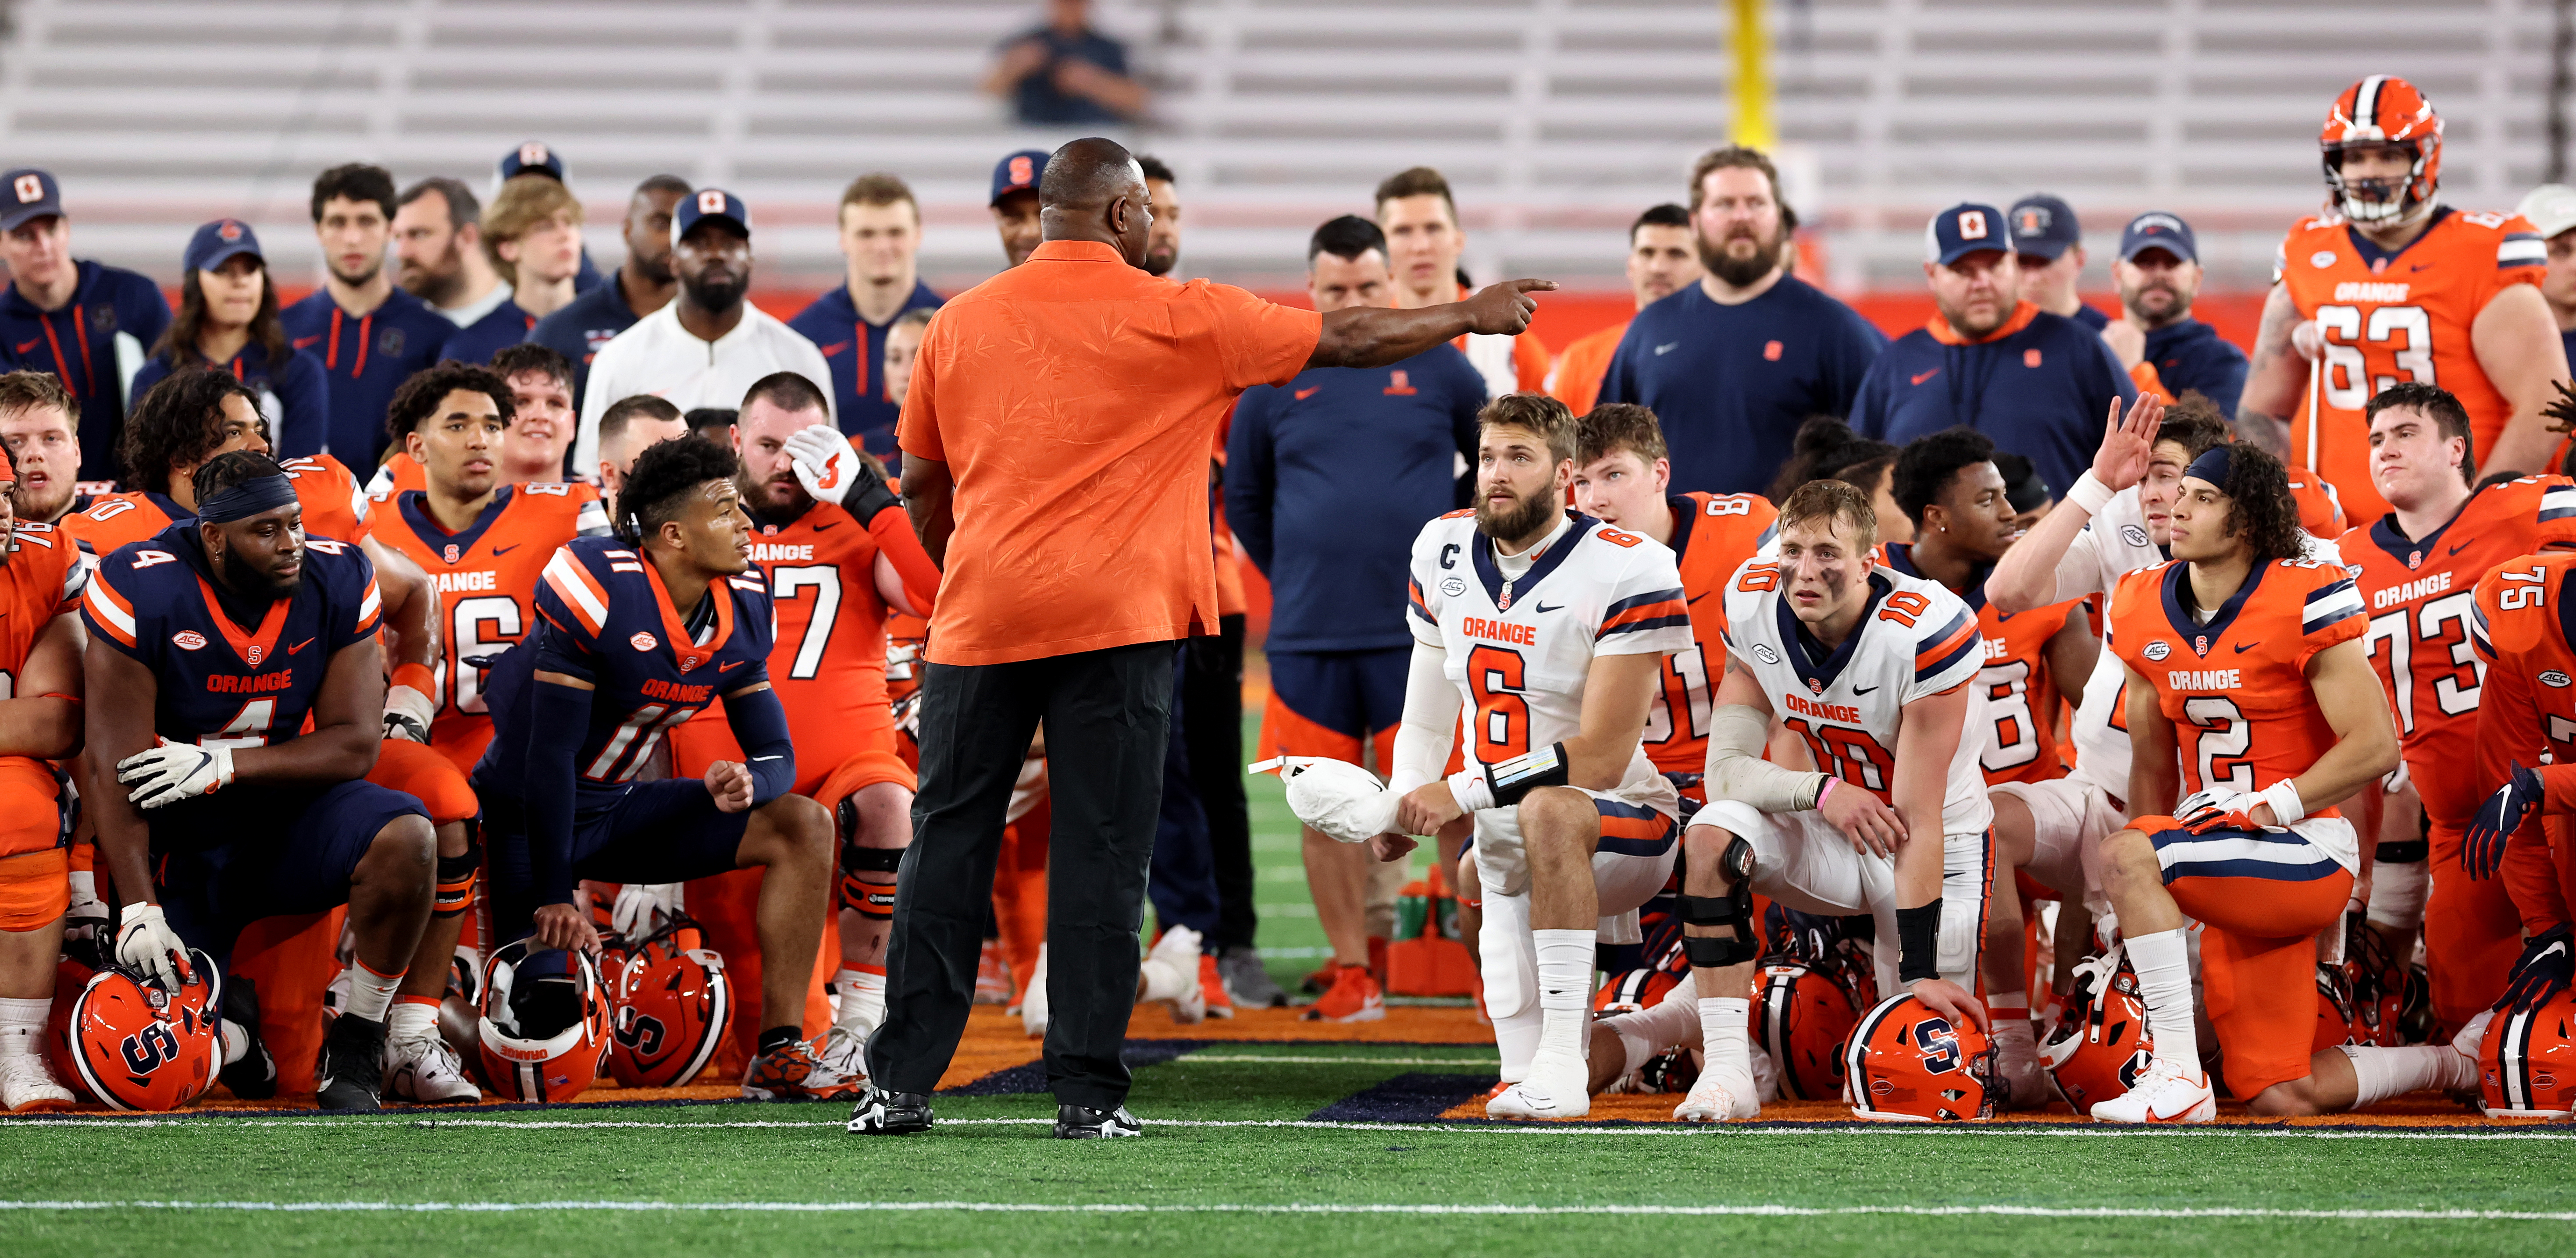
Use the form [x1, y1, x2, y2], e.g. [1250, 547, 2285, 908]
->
[391, 661, 436, 697]
[1445, 768, 1496, 813]
[1815, 778, 1836, 809]
[1486, 742, 1570, 806]
[2066, 470, 2115, 516]
[1895, 901, 1941, 985]
[2258, 779, 2307, 828]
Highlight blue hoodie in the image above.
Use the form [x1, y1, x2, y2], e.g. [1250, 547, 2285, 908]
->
[0, 259, 173, 480]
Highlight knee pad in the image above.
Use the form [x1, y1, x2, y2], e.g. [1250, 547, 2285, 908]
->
[1679, 835, 1758, 969]
[839, 839, 902, 920]
[433, 825, 482, 920]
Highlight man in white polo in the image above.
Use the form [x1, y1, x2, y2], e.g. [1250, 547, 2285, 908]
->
[572, 188, 832, 473]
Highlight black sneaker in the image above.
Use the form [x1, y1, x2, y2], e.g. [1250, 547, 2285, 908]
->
[1053, 1103, 1142, 1139]
[217, 976, 278, 1101]
[846, 1085, 933, 1134]
[314, 1015, 386, 1113]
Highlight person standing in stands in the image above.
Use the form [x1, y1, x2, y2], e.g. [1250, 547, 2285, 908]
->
[129, 220, 329, 458]
[788, 174, 943, 462]
[283, 163, 456, 469]
[983, 0, 1147, 125]
[0, 168, 171, 480]
[528, 175, 689, 415]
[395, 178, 532, 366]
[1596, 146, 1885, 495]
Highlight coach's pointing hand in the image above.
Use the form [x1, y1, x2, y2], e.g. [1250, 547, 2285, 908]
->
[1465, 279, 1557, 336]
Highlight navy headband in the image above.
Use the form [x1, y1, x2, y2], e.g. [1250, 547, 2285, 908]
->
[2183, 444, 2235, 488]
[196, 473, 298, 524]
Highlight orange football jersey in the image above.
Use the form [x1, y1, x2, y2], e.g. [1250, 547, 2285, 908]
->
[1881, 542, 2084, 785]
[1643, 490, 1776, 776]
[2275, 206, 2548, 522]
[2469, 552, 2576, 932]
[1544, 320, 1627, 418]
[367, 450, 428, 497]
[0, 522, 85, 858]
[2107, 557, 2366, 810]
[2285, 471, 2348, 537]
[368, 482, 608, 771]
[61, 453, 372, 556]
[2341, 475, 2576, 828]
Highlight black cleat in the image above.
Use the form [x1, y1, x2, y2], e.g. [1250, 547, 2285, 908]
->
[846, 1085, 934, 1134]
[1053, 1103, 1142, 1139]
[314, 1015, 386, 1113]
[217, 976, 278, 1101]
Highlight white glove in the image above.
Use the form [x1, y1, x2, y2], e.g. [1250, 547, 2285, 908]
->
[611, 882, 685, 941]
[1257, 757, 1399, 844]
[384, 682, 436, 743]
[784, 424, 865, 509]
[117, 903, 187, 991]
[117, 739, 234, 809]
[64, 870, 109, 947]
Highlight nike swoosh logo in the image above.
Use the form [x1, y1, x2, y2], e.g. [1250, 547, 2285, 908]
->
[1294, 387, 1320, 400]
[2450, 541, 2472, 556]
[490, 543, 519, 555]
[1654, 342, 1679, 355]
[720, 660, 747, 672]
[12, 339, 36, 354]
[811, 521, 837, 532]
[1995, 610, 2016, 622]
[819, 343, 848, 357]
[1687, 591, 1710, 605]
[751, 754, 783, 760]
[1535, 602, 1563, 613]
[1910, 369, 1940, 385]
[2232, 641, 2259, 654]
[287, 637, 315, 655]
[2409, 262, 2432, 273]
[1853, 685, 1878, 694]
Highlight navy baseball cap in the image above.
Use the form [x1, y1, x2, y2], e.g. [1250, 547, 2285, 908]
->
[2008, 194, 2082, 260]
[672, 188, 750, 245]
[990, 149, 1047, 206]
[183, 219, 263, 273]
[1924, 203, 2011, 267]
[497, 141, 567, 185]
[2119, 210, 2199, 264]
[0, 169, 62, 232]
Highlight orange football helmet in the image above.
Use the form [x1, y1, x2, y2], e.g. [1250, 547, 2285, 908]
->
[2314, 963, 2360, 1053]
[66, 949, 224, 1112]
[2482, 990, 2576, 1118]
[2321, 75, 2441, 223]
[1753, 959, 1864, 1101]
[607, 916, 732, 1088]
[1593, 966, 1681, 1016]
[1842, 993, 1997, 1122]
[476, 941, 612, 1104]
[2041, 951, 2155, 1117]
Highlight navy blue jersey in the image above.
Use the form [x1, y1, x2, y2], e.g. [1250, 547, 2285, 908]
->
[1850, 303, 2134, 500]
[439, 297, 536, 368]
[1596, 276, 1886, 495]
[527, 278, 640, 416]
[80, 522, 381, 748]
[130, 341, 331, 459]
[478, 536, 775, 800]
[2141, 317, 2250, 418]
[787, 281, 944, 459]
[0, 260, 174, 480]
[281, 287, 455, 468]
[1224, 346, 1484, 653]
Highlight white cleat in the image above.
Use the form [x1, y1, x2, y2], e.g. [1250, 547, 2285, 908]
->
[1146, 926, 1206, 1025]
[816, 1025, 872, 1087]
[0, 1049, 75, 1112]
[1021, 946, 1049, 1039]
[1673, 1067, 1761, 1123]
[1486, 1050, 1590, 1120]
[2088, 1059, 2216, 1124]
[383, 1034, 481, 1105]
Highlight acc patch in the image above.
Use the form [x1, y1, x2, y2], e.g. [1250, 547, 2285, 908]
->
[2310, 250, 2338, 269]
[1753, 643, 1781, 665]
[2544, 671, 2573, 689]
[2142, 640, 2171, 662]
[171, 631, 207, 650]
[1439, 576, 1466, 597]
[630, 631, 658, 651]
[2119, 525, 2149, 548]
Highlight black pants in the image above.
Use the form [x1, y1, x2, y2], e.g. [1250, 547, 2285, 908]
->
[1182, 615, 1257, 951]
[868, 639, 1178, 1109]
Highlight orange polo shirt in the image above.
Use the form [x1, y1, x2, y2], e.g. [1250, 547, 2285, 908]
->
[1545, 318, 1627, 416]
[898, 239, 1322, 666]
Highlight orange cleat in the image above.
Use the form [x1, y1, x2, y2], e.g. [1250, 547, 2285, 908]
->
[1199, 953, 1234, 1019]
[1301, 963, 1386, 1023]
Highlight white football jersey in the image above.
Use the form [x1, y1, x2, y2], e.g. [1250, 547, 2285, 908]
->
[1722, 559, 1993, 834]
[1408, 509, 1692, 797]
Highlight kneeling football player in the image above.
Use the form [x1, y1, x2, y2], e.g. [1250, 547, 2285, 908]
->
[85, 451, 437, 1113]
[472, 435, 843, 1100]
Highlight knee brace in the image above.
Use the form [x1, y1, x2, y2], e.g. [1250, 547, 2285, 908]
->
[433, 825, 482, 920]
[1679, 834, 1758, 969]
[839, 839, 902, 921]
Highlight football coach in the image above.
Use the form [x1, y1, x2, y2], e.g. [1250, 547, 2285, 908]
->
[854, 137, 1552, 1139]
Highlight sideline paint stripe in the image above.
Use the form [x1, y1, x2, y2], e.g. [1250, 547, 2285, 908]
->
[1178, 1055, 1499, 1065]
[5, 1115, 2571, 1141]
[0, 1200, 2572, 1220]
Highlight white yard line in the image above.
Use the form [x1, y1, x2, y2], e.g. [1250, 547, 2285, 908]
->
[0, 1199, 2570, 1221]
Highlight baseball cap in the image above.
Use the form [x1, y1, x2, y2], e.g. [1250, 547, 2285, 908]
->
[183, 219, 264, 274]
[672, 188, 751, 246]
[497, 141, 567, 185]
[2119, 211, 2199, 264]
[2519, 184, 2576, 241]
[2008, 194, 2082, 260]
[990, 149, 1048, 206]
[1924, 203, 2011, 267]
[0, 169, 63, 232]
